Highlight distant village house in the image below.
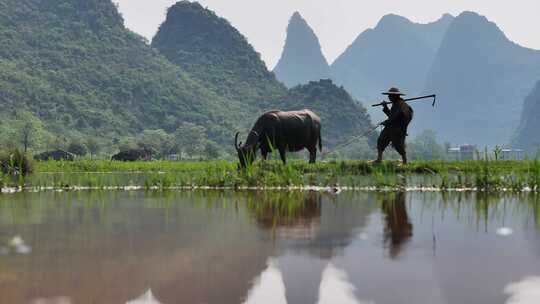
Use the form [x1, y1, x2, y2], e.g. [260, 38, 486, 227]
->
[447, 145, 525, 160]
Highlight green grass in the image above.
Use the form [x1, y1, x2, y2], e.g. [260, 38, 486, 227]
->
[0, 159, 538, 192]
[34, 159, 536, 174]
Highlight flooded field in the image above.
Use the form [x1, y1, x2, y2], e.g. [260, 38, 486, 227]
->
[3, 159, 539, 191]
[1, 190, 540, 304]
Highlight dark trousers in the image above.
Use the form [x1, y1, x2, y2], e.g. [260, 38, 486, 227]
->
[377, 127, 406, 156]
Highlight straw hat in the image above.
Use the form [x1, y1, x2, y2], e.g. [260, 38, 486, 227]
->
[382, 87, 406, 96]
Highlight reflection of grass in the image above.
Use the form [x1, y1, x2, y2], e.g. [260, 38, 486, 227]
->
[1, 190, 540, 235]
[0, 159, 537, 191]
[409, 191, 540, 231]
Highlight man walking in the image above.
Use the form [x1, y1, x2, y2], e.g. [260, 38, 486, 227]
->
[373, 87, 413, 164]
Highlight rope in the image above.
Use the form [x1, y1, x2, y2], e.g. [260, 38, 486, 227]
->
[321, 124, 381, 157]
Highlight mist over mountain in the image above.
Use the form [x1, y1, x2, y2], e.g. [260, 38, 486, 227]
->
[414, 11, 540, 147]
[273, 12, 331, 88]
[513, 81, 540, 154]
[331, 13, 454, 113]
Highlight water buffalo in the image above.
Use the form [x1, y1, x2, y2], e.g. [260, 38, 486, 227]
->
[111, 148, 153, 162]
[34, 150, 75, 161]
[234, 109, 322, 168]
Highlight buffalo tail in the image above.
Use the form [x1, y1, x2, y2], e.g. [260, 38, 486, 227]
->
[318, 129, 323, 152]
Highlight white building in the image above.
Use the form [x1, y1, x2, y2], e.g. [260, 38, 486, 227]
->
[500, 149, 525, 160]
[447, 145, 478, 160]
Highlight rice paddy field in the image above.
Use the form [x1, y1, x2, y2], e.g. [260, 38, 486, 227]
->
[1, 159, 539, 192]
[2, 160, 540, 303]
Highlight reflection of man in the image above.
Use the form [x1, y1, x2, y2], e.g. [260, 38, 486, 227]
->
[382, 192, 413, 259]
[374, 87, 413, 164]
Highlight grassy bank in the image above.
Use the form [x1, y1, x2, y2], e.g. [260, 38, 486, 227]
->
[1, 159, 539, 192]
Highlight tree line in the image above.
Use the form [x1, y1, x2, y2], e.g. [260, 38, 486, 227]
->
[0, 111, 451, 161]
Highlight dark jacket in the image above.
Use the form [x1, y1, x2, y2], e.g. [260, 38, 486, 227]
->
[382, 99, 413, 133]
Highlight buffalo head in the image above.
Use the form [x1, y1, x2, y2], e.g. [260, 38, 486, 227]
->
[235, 132, 256, 169]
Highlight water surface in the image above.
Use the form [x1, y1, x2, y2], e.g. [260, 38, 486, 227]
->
[0, 191, 539, 304]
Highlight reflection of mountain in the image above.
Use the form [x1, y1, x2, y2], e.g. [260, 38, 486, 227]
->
[244, 260, 373, 304]
[0, 191, 275, 304]
[382, 192, 413, 259]
[127, 289, 163, 304]
[243, 260, 287, 304]
[318, 263, 371, 304]
[4, 191, 540, 304]
[246, 191, 377, 304]
[504, 276, 540, 304]
[278, 254, 328, 304]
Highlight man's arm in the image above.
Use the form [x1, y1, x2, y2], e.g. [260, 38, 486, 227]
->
[382, 104, 391, 117]
[382, 105, 402, 126]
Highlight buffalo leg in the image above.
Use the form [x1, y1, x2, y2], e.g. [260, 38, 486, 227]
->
[278, 148, 287, 164]
[261, 150, 268, 161]
[308, 147, 317, 164]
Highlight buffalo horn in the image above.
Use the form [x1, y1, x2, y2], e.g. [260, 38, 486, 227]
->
[234, 132, 240, 151]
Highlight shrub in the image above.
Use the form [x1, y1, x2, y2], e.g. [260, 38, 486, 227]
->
[0, 150, 34, 175]
[67, 141, 88, 156]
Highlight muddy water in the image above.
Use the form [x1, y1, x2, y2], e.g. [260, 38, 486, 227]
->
[0, 191, 539, 304]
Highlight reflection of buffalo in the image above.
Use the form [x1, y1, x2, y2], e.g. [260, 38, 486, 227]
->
[111, 148, 153, 161]
[34, 150, 75, 161]
[382, 192, 413, 259]
[248, 191, 375, 257]
[249, 191, 322, 240]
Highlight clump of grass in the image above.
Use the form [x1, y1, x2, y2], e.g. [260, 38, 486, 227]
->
[474, 150, 506, 192]
[0, 150, 34, 176]
[508, 173, 526, 192]
[528, 158, 540, 191]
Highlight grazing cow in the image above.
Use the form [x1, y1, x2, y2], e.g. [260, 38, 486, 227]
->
[235, 109, 322, 168]
[111, 148, 153, 162]
[34, 150, 75, 161]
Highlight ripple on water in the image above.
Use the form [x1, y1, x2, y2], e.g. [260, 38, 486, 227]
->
[497, 227, 514, 236]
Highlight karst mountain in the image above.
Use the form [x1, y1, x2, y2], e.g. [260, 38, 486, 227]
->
[273, 12, 331, 88]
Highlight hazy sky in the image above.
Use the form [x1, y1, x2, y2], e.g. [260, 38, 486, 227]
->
[115, 0, 540, 69]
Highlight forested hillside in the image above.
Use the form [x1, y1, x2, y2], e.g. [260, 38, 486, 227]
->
[0, 0, 375, 158]
[152, 1, 286, 110]
[0, 0, 235, 152]
[150, 2, 375, 152]
[279, 80, 376, 148]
